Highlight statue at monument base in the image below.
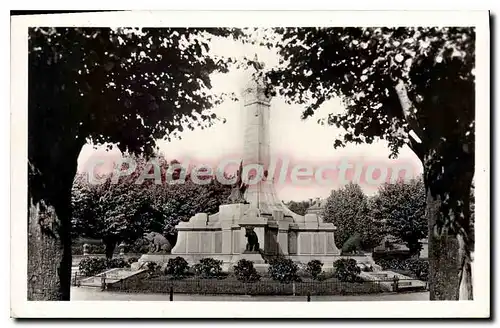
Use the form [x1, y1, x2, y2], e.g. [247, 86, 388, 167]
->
[244, 227, 260, 253]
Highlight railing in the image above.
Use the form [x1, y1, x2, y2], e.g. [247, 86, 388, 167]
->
[72, 273, 426, 295]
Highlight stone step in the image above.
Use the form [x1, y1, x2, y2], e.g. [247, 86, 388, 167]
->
[78, 268, 148, 288]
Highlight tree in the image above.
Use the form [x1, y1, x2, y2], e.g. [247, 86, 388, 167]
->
[28, 27, 238, 300]
[286, 200, 312, 216]
[152, 174, 232, 244]
[264, 27, 475, 300]
[322, 183, 383, 251]
[71, 172, 159, 259]
[372, 178, 427, 256]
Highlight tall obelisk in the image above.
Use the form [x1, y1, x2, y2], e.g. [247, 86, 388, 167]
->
[241, 56, 300, 221]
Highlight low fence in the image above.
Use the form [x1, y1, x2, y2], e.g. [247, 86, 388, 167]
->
[72, 272, 426, 296]
[115, 278, 385, 296]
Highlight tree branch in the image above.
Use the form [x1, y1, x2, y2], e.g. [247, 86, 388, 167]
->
[392, 79, 428, 161]
[407, 135, 426, 162]
[393, 79, 426, 143]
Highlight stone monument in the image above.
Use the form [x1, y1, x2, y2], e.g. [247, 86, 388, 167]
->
[140, 55, 340, 268]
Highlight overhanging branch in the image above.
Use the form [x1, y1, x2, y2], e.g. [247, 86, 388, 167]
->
[394, 79, 426, 143]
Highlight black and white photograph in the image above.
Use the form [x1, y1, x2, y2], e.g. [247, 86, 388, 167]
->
[10, 10, 490, 318]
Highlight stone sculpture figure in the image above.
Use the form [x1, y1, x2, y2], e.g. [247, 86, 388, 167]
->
[245, 227, 260, 252]
[227, 161, 248, 204]
[341, 232, 362, 255]
[143, 232, 172, 253]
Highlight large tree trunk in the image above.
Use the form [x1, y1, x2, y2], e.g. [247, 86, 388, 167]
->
[27, 186, 74, 300]
[394, 72, 474, 300]
[27, 142, 82, 301]
[424, 147, 474, 300]
[426, 191, 460, 300]
[458, 234, 474, 300]
[27, 197, 69, 300]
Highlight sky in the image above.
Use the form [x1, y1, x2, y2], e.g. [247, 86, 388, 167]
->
[78, 32, 423, 201]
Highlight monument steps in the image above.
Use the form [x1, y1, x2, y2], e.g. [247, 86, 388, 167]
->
[359, 271, 427, 291]
[78, 268, 148, 288]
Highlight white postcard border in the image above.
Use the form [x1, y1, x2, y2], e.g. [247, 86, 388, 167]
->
[10, 10, 490, 318]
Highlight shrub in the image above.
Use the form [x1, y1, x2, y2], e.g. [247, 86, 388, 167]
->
[193, 258, 223, 279]
[406, 258, 429, 281]
[107, 258, 129, 269]
[165, 257, 190, 278]
[146, 261, 158, 272]
[233, 259, 261, 283]
[362, 264, 374, 272]
[306, 260, 324, 280]
[127, 257, 139, 265]
[72, 244, 83, 255]
[333, 258, 361, 282]
[268, 257, 301, 283]
[79, 257, 108, 277]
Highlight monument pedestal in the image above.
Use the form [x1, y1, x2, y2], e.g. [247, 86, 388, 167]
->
[142, 69, 344, 271]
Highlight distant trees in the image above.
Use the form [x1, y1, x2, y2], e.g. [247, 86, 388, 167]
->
[151, 174, 232, 244]
[321, 179, 427, 256]
[286, 200, 313, 216]
[322, 183, 384, 251]
[371, 178, 427, 256]
[71, 172, 159, 259]
[71, 158, 233, 252]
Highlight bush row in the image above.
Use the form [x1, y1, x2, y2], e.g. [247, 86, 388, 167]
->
[141, 257, 362, 283]
[80, 255, 367, 284]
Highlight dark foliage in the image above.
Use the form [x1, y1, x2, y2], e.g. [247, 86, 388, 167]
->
[233, 259, 261, 283]
[165, 256, 190, 278]
[306, 260, 324, 280]
[333, 258, 361, 282]
[268, 257, 301, 284]
[193, 258, 223, 279]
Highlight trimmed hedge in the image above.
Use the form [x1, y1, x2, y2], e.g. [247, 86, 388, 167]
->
[78, 257, 130, 277]
[79, 257, 108, 277]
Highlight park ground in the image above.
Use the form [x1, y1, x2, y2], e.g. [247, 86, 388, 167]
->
[71, 287, 429, 301]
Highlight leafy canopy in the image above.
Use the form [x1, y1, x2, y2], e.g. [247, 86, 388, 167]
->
[29, 27, 241, 203]
[262, 27, 475, 241]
